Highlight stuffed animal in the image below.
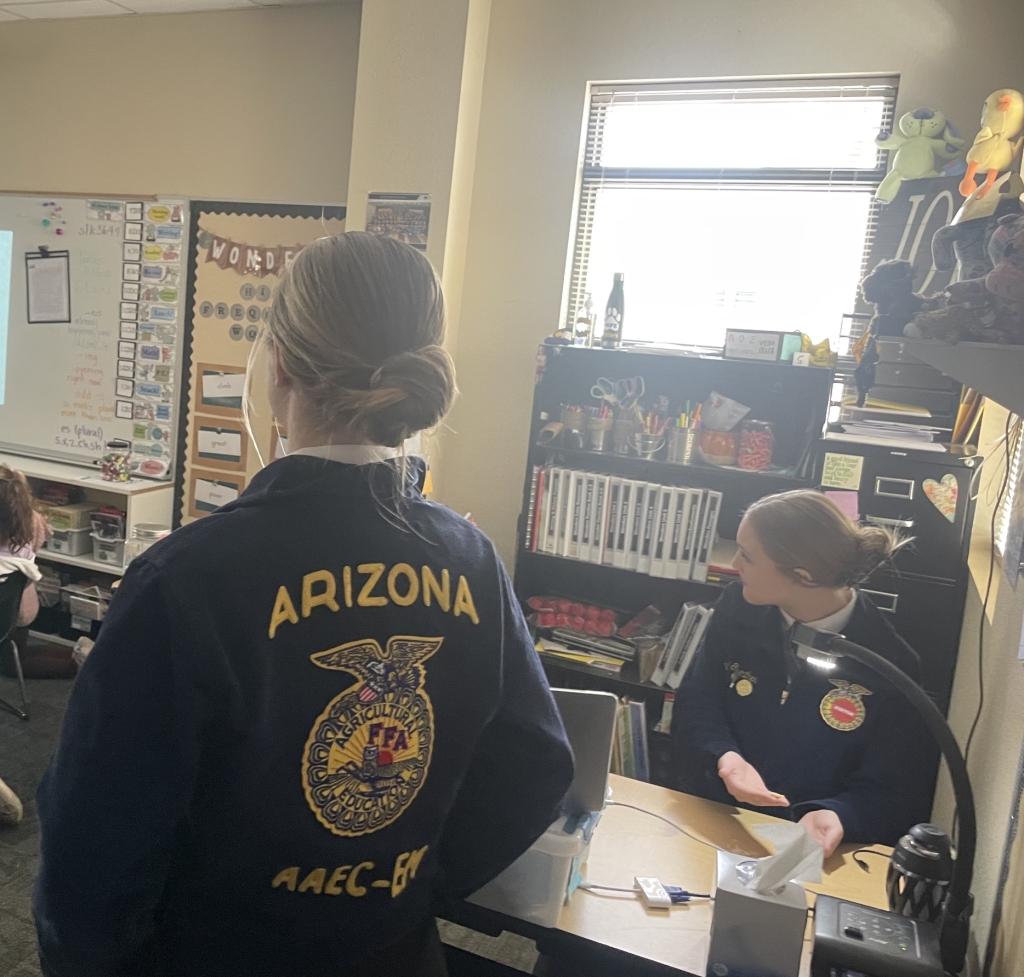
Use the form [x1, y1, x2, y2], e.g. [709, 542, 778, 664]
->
[875, 109, 965, 203]
[908, 214, 1024, 344]
[985, 214, 1024, 303]
[853, 261, 934, 402]
[960, 89, 1024, 199]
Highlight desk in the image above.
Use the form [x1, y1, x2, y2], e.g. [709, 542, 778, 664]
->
[443, 775, 891, 977]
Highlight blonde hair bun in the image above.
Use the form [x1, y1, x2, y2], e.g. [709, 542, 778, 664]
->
[745, 489, 907, 588]
[266, 232, 457, 447]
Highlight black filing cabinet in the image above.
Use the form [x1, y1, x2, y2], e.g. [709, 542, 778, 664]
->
[817, 441, 980, 713]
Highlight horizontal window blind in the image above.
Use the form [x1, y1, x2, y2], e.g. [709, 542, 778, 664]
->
[566, 76, 898, 346]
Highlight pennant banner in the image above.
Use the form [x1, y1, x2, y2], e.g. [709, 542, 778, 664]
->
[200, 229, 306, 278]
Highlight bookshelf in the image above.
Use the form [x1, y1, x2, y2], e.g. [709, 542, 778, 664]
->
[513, 346, 832, 788]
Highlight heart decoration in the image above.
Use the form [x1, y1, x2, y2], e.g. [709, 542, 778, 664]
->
[923, 474, 958, 523]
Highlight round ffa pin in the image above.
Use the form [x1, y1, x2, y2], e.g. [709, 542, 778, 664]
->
[820, 680, 872, 731]
[736, 679, 753, 697]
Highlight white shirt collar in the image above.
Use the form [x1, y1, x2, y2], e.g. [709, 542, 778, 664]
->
[289, 444, 401, 465]
[780, 589, 858, 634]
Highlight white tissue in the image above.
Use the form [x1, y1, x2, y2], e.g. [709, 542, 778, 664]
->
[744, 822, 824, 893]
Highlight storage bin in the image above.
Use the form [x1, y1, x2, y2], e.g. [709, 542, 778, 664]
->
[91, 534, 126, 568]
[44, 527, 93, 556]
[45, 502, 95, 531]
[61, 584, 111, 622]
[468, 816, 595, 927]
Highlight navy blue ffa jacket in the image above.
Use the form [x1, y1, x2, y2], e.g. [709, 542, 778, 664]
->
[34, 456, 573, 977]
[671, 582, 936, 846]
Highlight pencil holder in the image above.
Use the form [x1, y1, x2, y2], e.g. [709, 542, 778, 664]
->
[612, 417, 635, 455]
[560, 406, 586, 433]
[667, 427, 697, 465]
[586, 415, 613, 452]
[632, 433, 665, 460]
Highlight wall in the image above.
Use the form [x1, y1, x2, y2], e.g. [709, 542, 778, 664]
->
[933, 404, 1024, 975]
[437, 1, 1024, 972]
[0, 2, 361, 204]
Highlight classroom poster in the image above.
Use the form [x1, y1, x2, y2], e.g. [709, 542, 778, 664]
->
[177, 204, 345, 526]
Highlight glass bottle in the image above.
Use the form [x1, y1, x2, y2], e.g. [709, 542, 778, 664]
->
[602, 274, 624, 349]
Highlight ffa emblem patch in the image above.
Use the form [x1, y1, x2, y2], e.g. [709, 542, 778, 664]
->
[302, 635, 442, 837]
[820, 679, 872, 732]
[725, 662, 757, 697]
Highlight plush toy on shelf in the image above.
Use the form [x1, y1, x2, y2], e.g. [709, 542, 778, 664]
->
[908, 214, 1024, 345]
[874, 109, 965, 203]
[959, 89, 1024, 199]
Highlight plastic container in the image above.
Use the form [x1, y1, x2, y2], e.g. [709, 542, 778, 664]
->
[698, 429, 739, 466]
[45, 527, 93, 556]
[738, 419, 775, 470]
[61, 584, 111, 622]
[468, 817, 592, 927]
[91, 534, 126, 568]
[124, 524, 171, 564]
[45, 502, 95, 531]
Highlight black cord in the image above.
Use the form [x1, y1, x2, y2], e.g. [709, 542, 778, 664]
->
[852, 848, 890, 872]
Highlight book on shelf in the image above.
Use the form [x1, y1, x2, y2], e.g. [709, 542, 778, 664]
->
[524, 465, 541, 551]
[525, 465, 728, 586]
[536, 639, 624, 673]
[610, 698, 649, 782]
[650, 600, 714, 689]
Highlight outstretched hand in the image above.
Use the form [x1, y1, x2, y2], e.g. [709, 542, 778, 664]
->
[717, 751, 790, 808]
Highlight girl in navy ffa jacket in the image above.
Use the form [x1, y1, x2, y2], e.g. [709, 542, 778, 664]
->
[34, 233, 574, 977]
[672, 490, 935, 857]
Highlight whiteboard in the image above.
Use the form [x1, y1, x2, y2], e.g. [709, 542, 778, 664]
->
[0, 194, 188, 479]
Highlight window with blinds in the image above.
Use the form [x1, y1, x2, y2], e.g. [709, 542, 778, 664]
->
[565, 76, 899, 348]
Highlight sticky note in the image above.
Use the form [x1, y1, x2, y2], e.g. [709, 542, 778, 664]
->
[825, 490, 859, 521]
[821, 452, 864, 491]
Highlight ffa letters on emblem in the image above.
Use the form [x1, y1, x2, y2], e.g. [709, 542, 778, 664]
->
[820, 679, 872, 732]
[302, 636, 441, 837]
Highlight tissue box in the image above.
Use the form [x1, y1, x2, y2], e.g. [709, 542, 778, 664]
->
[707, 850, 808, 977]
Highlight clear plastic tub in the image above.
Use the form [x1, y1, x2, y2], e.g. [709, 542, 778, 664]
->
[91, 534, 125, 568]
[468, 817, 592, 927]
[45, 527, 93, 555]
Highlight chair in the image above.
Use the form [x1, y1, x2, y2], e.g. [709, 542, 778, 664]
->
[0, 571, 29, 720]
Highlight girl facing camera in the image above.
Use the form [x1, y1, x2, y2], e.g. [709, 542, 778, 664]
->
[35, 232, 573, 977]
[672, 489, 935, 856]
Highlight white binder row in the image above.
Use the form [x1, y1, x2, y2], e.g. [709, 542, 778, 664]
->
[649, 601, 714, 689]
[531, 467, 723, 583]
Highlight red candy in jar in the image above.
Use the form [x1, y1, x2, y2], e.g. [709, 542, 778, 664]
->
[738, 420, 774, 471]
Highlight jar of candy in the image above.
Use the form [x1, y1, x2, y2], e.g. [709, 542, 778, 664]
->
[101, 440, 132, 482]
[698, 429, 739, 466]
[738, 420, 775, 470]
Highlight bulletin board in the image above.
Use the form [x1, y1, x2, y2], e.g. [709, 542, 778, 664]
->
[175, 201, 346, 527]
[0, 193, 189, 478]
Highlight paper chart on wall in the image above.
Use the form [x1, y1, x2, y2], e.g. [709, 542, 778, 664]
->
[179, 205, 346, 525]
[26, 252, 71, 324]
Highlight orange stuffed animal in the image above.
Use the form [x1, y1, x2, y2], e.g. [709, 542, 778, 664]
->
[959, 89, 1024, 199]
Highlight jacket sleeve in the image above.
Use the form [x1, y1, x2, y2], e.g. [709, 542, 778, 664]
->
[33, 560, 206, 977]
[436, 560, 573, 901]
[792, 684, 937, 845]
[671, 607, 741, 764]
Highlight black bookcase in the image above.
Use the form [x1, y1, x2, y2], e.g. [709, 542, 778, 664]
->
[512, 345, 977, 788]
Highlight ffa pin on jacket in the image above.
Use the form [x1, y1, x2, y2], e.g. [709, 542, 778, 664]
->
[724, 662, 757, 697]
[820, 679, 872, 731]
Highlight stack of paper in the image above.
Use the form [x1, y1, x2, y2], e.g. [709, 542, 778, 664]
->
[841, 419, 949, 443]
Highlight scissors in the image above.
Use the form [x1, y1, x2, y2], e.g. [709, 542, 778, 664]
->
[591, 376, 644, 409]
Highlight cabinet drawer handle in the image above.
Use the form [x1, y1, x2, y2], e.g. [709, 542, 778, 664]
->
[865, 515, 915, 530]
[861, 589, 899, 613]
[875, 477, 915, 500]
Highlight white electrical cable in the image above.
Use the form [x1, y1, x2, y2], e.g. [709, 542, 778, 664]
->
[608, 800, 726, 851]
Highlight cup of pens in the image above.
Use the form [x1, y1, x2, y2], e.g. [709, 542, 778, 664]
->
[668, 427, 697, 465]
[586, 413, 614, 452]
